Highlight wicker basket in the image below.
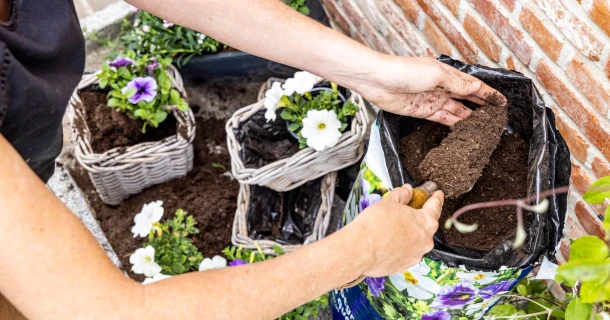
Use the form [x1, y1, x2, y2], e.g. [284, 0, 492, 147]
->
[68, 65, 196, 205]
[226, 78, 369, 192]
[232, 172, 337, 254]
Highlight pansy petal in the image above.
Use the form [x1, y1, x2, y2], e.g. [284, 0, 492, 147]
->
[414, 275, 442, 294]
[389, 273, 409, 292]
[406, 283, 434, 300]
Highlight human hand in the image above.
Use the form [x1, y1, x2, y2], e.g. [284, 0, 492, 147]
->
[355, 56, 507, 126]
[351, 184, 444, 277]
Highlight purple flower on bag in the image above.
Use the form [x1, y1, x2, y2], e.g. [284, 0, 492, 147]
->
[229, 259, 247, 267]
[430, 281, 479, 309]
[478, 280, 514, 299]
[146, 60, 160, 76]
[365, 277, 386, 297]
[421, 310, 452, 320]
[122, 77, 158, 104]
[108, 56, 134, 68]
[359, 178, 382, 212]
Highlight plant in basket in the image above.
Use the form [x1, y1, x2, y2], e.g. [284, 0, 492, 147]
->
[264, 71, 359, 151]
[98, 51, 189, 132]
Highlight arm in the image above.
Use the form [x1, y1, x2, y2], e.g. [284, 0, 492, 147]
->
[128, 0, 507, 125]
[0, 135, 442, 319]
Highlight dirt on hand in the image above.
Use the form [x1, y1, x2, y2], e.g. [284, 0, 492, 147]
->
[419, 105, 508, 198]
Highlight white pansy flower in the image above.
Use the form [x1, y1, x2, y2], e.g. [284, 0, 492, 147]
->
[283, 71, 317, 95]
[142, 25, 150, 33]
[163, 20, 174, 28]
[389, 261, 442, 300]
[130, 246, 162, 278]
[199, 255, 228, 272]
[263, 82, 284, 122]
[457, 271, 499, 285]
[131, 200, 164, 238]
[198, 33, 207, 40]
[142, 273, 172, 285]
[301, 109, 342, 152]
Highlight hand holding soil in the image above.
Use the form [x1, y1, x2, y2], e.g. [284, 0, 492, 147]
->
[351, 185, 445, 277]
[356, 57, 507, 126]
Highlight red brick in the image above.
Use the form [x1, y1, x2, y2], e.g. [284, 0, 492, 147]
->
[575, 201, 607, 239]
[439, 0, 460, 16]
[606, 58, 610, 80]
[395, 0, 420, 22]
[536, 59, 610, 161]
[352, 30, 369, 45]
[423, 17, 454, 56]
[320, 0, 351, 34]
[500, 0, 516, 11]
[589, 0, 610, 37]
[463, 13, 501, 62]
[468, 0, 533, 64]
[592, 157, 610, 178]
[566, 214, 587, 239]
[519, 5, 563, 61]
[418, 0, 478, 63]
[571, 162, 594, 194]
[504, 55, 516, 71]
[555, 115, 589, 163]
[341, 0, 395, 54]
[376, 0, 437, 56]
[565, 55, 610, 116]
[533, 0, 605, 62]
[559, 239, 570, 260]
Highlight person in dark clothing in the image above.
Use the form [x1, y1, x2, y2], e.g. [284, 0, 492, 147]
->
[0, 1, 506, 319]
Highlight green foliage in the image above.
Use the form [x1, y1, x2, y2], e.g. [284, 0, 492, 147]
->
[97, 51, 188, 132]
[279, 82, 359, 148]
[282, 0, 311, 15]
[143, 209, 204, 275]
[584, 176, 610, 241]
[222, 245, 329, 320]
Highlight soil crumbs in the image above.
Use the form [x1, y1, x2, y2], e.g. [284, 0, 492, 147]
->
[400, 122, 529, 250]
[70, 116, 238, 280]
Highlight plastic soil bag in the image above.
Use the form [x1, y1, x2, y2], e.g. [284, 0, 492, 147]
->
[330, 56, 571, 320]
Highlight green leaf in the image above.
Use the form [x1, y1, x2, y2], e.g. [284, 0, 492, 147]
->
[154, 110, 168, 124]
[488, 304, 522, 316]
[557, 260, 610, 282]
[211, 163, 226, 170]
[280, 109, 292, 121]
[339, 123, 348, 132]
[288, 122, 301, 132]
[584, 176, 610, 204]
[170, 89, 181, 103]
[124, 88, 137, 99]
[570, 235, 609, 262]
[99, 79, 108, 89]
[171, 262, 186, 274]
[134, 109, 147, 119]
[580, 281, 610, 303]
[298, 6, 310, 15]
[516, 284, 528, 296]
[566, 297, 592, 319]
[107, 98, 121, 108]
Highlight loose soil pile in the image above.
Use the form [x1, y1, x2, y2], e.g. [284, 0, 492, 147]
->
[419, 105, 508, 198]
[400, 119, 529, 250]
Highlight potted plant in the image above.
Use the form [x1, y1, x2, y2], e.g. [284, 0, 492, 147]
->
[226, 72, 369, 192]
[69, 52, 196, 205]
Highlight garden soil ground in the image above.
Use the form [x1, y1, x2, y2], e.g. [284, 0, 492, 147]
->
[400, 121, 529, 250]
[70, 79, 264, 280]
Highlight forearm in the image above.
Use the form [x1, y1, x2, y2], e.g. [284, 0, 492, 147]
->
[127, 0, 384, 94]
[0, 134, 370, 319]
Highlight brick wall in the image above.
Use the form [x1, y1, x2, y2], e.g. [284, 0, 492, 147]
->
[320, 0, 610, 258]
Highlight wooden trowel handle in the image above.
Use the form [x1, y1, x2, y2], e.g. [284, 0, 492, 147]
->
[337, 181, 439, 290]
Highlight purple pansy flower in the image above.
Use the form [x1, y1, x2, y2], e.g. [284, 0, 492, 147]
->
[478, 280, 514, 299]
[359, 178, 382, 212]
[421, 310, 452, 320]
[122, 77, 158, 104]
[146, 60, 160, 76]
[365, 277, 386, 298]
[229, 259, 247, 267]
[108, 56, 134, 68]
[430, 281, 479, 310]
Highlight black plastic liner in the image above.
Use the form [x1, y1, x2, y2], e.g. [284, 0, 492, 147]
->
[247, 178, 324, 245]
[378, 56, 571, 270]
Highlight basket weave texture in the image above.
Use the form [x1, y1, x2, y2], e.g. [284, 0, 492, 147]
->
[226, 78, 369, 192]
[232, 172, 337, 254]
[69, 66, 196, 205]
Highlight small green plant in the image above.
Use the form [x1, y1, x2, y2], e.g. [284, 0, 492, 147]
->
[97, 51, 188, 132]
[144, 209, 204, 275]
[282, 0, 311, 16]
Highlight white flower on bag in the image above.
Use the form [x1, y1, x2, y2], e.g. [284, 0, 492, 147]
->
[131, 201, 164, 238]
[456, 271, 499, 285]
[283, 71, 317, 95]
[389, 261, 442, 300]
[199, 255, 228, 271]
[142, 273, 172, 285]
[130, 246, 162, 277]
[263, 82, 284, 122]
[301, 109, 342, 151]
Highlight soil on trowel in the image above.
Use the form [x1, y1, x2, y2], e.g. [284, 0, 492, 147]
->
[399, 121, 529, 250]
[419, 105, 508, 198]
[77, 91, 177, 153]
[70, 117, 238, 280]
